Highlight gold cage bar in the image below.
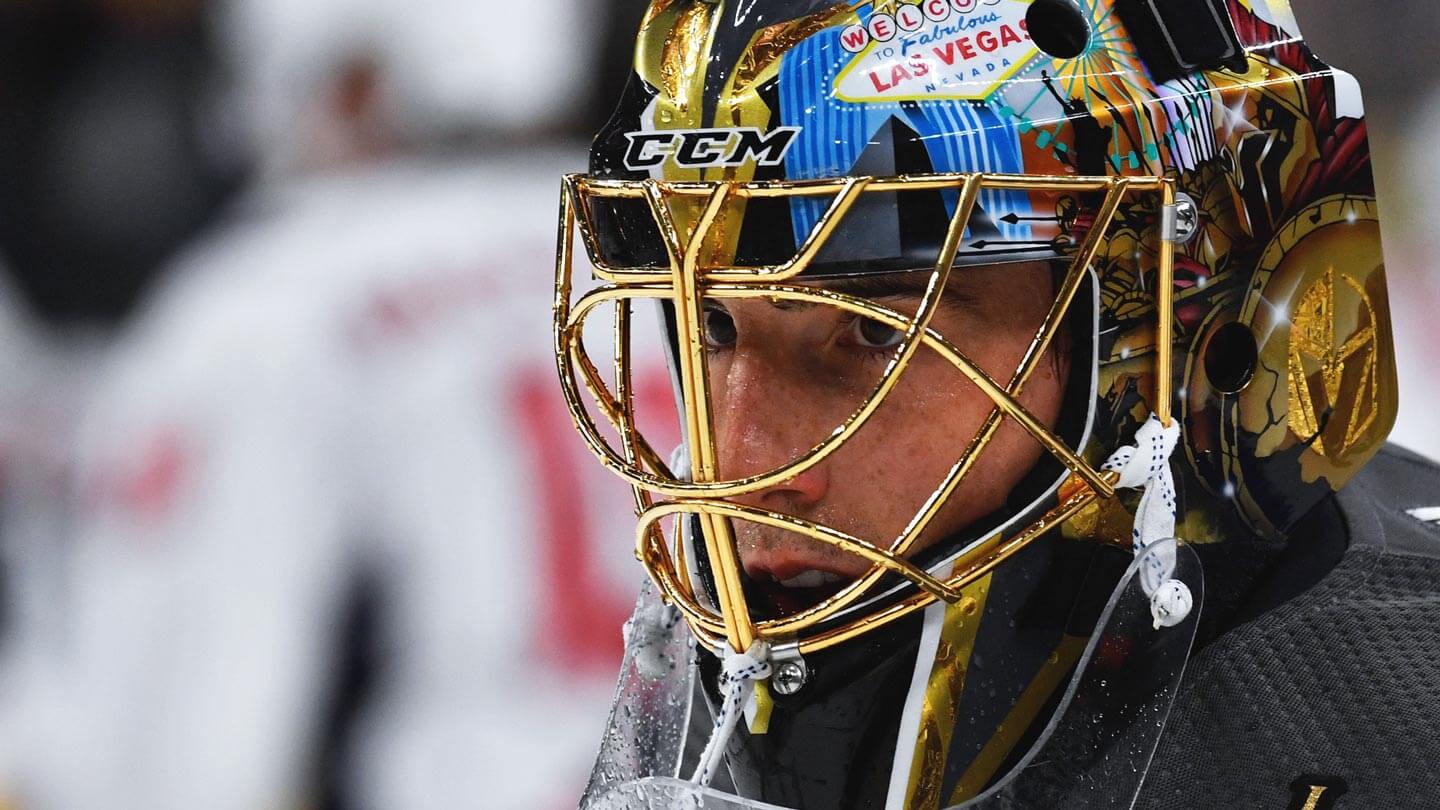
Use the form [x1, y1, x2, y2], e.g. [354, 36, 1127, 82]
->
[554, 171, 1178, 656]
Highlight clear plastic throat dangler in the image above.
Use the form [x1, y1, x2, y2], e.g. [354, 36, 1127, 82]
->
[582, 538, 1203, 810]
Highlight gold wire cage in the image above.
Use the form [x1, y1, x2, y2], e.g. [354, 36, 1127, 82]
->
[554, 171, 1178, 658]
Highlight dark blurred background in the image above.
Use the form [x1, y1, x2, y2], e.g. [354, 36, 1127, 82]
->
[0, 1, 1434, 809]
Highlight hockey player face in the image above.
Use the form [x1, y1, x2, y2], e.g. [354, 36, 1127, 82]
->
[704, 261, 1069, 613]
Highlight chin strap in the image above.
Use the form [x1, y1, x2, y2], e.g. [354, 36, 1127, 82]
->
[1101, 413, 1195, 630]
[691, 641, 771, 787]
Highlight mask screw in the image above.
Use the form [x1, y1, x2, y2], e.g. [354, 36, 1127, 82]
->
[771, 659, 809, 696]
[1173, 193, 1200, 243]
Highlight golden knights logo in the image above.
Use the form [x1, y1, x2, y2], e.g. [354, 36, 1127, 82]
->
[622, 127, 801, 171]
[1287, 266, 1381, 461]
[1287, 775, 1348, 810]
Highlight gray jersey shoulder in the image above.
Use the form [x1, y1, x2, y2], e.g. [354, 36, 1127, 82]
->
[1139, 444, 1440, 808]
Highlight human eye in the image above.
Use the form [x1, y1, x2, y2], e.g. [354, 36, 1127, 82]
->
[848, 315, 905, 351]
[702, 304, 738, 350]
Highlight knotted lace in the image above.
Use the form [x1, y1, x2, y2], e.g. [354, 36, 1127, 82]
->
[1101, 413, 1194, 629]
[691, 642, 771, 787]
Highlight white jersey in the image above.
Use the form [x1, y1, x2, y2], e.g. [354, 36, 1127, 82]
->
[1, 152, 653, 810]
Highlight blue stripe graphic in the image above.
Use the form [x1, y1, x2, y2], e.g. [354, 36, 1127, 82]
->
[777, 17, 1035, 247]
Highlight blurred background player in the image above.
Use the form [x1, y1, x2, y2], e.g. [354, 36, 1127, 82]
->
[0, 0, 650, 808]
[0, 3, 244, 799]
[0, 0, 1436, 808]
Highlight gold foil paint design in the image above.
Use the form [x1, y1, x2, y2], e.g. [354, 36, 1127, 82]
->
[904, 574, 994, 810]
[1229, 194, 1394, 532]
[660, 3, 856, 271]
[1298, 784, 1331, 810]
[948, 634, 1088, 804]
[661, 3, 716, 118]
[1287, 266, 1380, 460]
[723, 5, 853, 124]
[635, 0, 719, 190]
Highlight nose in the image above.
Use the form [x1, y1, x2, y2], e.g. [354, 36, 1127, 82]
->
[713, 348, 830, 510]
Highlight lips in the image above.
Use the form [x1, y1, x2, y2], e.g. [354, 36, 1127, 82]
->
[744, 555, 856, 617]
[778, 569, 847, 589]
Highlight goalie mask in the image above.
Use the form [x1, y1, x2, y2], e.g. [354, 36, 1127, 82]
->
[553, 0, 1395, 806]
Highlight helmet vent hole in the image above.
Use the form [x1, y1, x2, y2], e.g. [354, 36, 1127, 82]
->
[1204, 322, 1258, 394]
[1026, 0, 1091, 59]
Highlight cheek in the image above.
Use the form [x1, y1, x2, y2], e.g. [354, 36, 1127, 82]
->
[1012, 349, 1069, 430]
[809, 340, 1072, 546]
[828, 357, 994, 500]
[877, 350, 1069, 540]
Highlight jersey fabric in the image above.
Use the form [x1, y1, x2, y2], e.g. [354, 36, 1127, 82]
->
[1135, 444, 1440, 808]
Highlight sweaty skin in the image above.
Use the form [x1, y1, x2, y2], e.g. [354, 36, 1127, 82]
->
[702, 261, 1069, 602]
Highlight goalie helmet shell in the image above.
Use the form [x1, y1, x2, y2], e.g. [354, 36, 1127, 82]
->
[559, 0, 1394, 805]
[581, 0, 1395, 552]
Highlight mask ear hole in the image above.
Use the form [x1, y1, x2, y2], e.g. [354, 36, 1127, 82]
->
[1204, 321, 1258, 394]
[1026, 0, 1091, 59]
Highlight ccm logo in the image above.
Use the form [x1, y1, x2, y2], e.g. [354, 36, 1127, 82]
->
[622, 127, 801, 171]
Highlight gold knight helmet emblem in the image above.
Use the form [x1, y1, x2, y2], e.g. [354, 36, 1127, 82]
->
[1287, 266, 1381, 460]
